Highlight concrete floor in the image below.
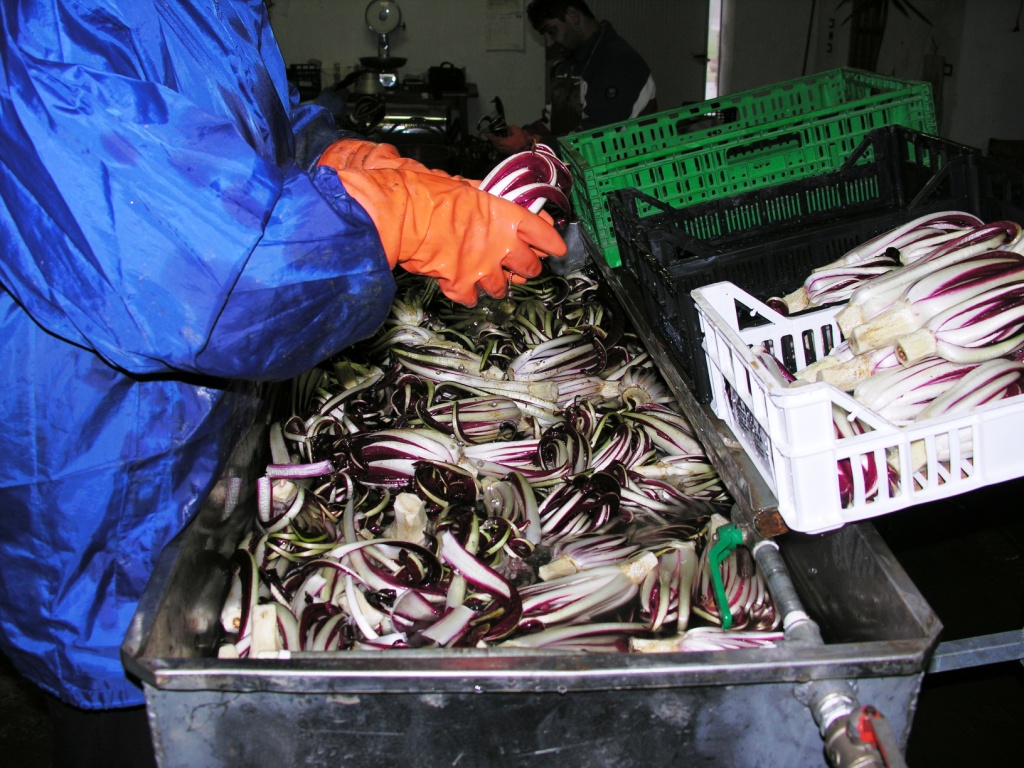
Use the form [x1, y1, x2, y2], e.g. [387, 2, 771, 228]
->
[2, 478, 1022, 767]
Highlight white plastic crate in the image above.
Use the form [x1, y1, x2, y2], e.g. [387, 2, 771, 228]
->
[692, 281, 1024, 533]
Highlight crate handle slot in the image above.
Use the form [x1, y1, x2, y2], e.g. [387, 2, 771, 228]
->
[725, 133, 802, 164]
[674, 107, 739, 136]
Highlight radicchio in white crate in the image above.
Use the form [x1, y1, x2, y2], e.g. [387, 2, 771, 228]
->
[692, 281, 1024, 533]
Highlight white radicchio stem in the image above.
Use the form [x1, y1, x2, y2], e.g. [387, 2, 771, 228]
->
[895, 281, 1024, 366]
[816, 346, 901, 391]
[630, 626, 785, 653]
[853, 357, 978, 425]
[770, 255, 898, 315]
[848, 254, 1024, 356]
[836, 243, 1024, 335]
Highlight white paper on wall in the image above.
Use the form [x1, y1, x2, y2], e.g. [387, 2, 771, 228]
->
[486, 0, 525, 51]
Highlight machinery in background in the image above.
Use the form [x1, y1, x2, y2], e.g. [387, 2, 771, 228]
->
[358, 0, 406, 92]
[285, 1, 505, 177]
[330, 2, 486, 174]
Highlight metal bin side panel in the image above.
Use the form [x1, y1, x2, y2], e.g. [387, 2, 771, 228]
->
[144, 674, 923, 768]
[777, 526, 940, 647]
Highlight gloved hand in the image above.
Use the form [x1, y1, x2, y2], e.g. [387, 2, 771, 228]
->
[319, 138, 436, 173]
[486, 125, 537, 155]
[319, 138, 478, 188]
[319, 156, 567, 306]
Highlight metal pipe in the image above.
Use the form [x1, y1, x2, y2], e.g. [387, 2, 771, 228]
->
[750, 537, 823, 646]
[744, 517, 894, 767]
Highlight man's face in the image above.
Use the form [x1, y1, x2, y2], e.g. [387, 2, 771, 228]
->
[537, 12, 586, 58]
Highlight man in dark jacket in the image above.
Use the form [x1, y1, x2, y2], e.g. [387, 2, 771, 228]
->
[489, 0, 657, 153]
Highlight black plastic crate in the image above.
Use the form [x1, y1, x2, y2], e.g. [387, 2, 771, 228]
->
[607, 126, 990, 404]
[979, 157, 1024, 222]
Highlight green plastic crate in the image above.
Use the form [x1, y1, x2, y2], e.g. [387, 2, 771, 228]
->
[559, 68, 937, 267]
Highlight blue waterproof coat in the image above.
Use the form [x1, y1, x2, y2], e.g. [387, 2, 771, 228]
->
[0, 0, 396, 708]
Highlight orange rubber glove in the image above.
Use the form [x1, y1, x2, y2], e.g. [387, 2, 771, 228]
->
[319, 138, 435, 173]
[319, 157, 567, 306]
[319, 137, 477, 187]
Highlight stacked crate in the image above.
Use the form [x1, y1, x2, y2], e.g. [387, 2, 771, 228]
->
[560, 67, 938, 268]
